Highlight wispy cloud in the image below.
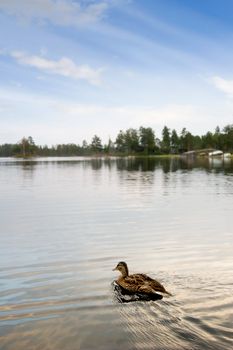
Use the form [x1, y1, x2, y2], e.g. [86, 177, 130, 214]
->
[0, 0, 109, 26]
[1, 86, 231, 145]
[0, 48, 7, 55]
[10, 51, 103, 85]
[211, 76, 233, 98]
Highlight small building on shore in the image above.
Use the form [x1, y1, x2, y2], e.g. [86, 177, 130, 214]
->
[183, 149, 214, 157]
[183, 149, 232, 158]
[208, 150, 223, 157]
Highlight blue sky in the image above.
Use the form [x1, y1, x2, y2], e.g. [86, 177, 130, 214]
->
[1, 0, 233, 145]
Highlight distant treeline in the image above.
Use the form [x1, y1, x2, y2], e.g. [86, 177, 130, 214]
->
[0, 125, 233, 157]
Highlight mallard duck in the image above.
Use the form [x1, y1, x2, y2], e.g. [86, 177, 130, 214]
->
[113, 261, 171, 296]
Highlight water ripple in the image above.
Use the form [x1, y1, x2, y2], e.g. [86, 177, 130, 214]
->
[1, 157, 233, 349]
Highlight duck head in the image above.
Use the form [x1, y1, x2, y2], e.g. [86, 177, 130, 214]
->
[113, 261, 129, 277]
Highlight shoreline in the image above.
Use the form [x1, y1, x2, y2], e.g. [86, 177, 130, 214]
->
[1, 153, 232, 159]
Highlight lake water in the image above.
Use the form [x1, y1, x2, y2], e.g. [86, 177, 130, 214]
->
[0, 156, 233, 350]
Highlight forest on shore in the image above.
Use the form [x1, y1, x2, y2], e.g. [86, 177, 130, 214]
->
[0, 124, 233, 157]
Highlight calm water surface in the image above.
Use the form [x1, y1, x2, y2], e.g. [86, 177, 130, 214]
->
[0, 156, 233, 350]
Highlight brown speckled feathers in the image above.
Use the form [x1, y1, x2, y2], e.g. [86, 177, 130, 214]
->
[113, 262, 172, 296]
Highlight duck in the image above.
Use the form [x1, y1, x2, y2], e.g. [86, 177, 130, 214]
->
[113, 261, 172, 296]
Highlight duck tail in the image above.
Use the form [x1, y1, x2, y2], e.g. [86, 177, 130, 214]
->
[164, 290, 172, 296]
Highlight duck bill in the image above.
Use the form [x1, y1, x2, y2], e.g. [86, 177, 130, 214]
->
[112, 267, 118, 271]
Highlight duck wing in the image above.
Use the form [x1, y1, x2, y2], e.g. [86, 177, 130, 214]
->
[117, 274, 148, 293]
[131, 274, 166, 294]
[118, 274, 172, 295]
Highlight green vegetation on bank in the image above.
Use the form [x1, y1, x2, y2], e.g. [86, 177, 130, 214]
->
[0, 124, 233, 157]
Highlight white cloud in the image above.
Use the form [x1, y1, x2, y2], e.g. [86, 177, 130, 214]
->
[1, 87, 230, 145]
[132, 104, 195, 125]
[50, 100, 195, 127]
[0, 86, 199, 142]
[211, 76, 233, 98]
[0, 0, 109, 26]
[10, 51, 103, 85]
[0, 48, 7, 55]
